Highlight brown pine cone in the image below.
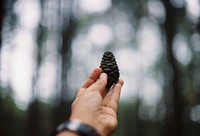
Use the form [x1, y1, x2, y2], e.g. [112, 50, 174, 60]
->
[100, 51, 120, 89]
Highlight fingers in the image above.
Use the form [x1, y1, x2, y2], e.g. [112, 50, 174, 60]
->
[103, 79, 124, 112]
[81, 68, 102, 89]
[111, 79, 124, 104]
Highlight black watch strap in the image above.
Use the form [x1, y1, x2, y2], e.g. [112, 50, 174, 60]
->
[54, 119, 100, 136]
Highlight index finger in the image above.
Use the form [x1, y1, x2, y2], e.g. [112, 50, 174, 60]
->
[106, 79, 124, 112]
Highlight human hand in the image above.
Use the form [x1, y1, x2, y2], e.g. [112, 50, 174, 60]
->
[69, 67, 124, 136]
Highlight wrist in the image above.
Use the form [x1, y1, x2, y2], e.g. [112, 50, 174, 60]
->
[69, 117, 111, 136]
[69, 116, 100, 135]
[57, 130, 79, 136]
[54, 119, 100, 136]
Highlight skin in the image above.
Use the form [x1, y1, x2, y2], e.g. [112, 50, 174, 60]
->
[57, 68, 124, 136]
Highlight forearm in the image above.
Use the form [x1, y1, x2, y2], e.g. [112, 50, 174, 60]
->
[57, 130, 79, 136]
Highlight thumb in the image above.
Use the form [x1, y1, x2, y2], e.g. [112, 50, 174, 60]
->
[89, 73, 108, 96]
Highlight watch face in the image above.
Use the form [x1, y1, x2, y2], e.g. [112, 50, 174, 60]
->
[67, 120, 82, 131]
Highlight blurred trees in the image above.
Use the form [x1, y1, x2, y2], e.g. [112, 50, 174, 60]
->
[0, 0, 200, 136]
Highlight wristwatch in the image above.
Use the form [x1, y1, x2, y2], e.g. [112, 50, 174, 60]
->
[54, 119, 100, 136]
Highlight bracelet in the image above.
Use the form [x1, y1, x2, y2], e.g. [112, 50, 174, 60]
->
[54, 119, 100, 136]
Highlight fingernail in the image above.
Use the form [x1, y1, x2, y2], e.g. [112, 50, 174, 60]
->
[100, 73, 107, 80]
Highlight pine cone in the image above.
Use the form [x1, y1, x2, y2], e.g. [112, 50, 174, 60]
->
[100, 51, 120, 89]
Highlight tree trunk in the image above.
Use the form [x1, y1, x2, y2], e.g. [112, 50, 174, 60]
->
[162, 0, 185, 136]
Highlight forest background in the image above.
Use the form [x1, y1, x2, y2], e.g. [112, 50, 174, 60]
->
[0, 0, 200, 136]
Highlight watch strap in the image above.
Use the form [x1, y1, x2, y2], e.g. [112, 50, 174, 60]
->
[54, 119, 100, 136]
